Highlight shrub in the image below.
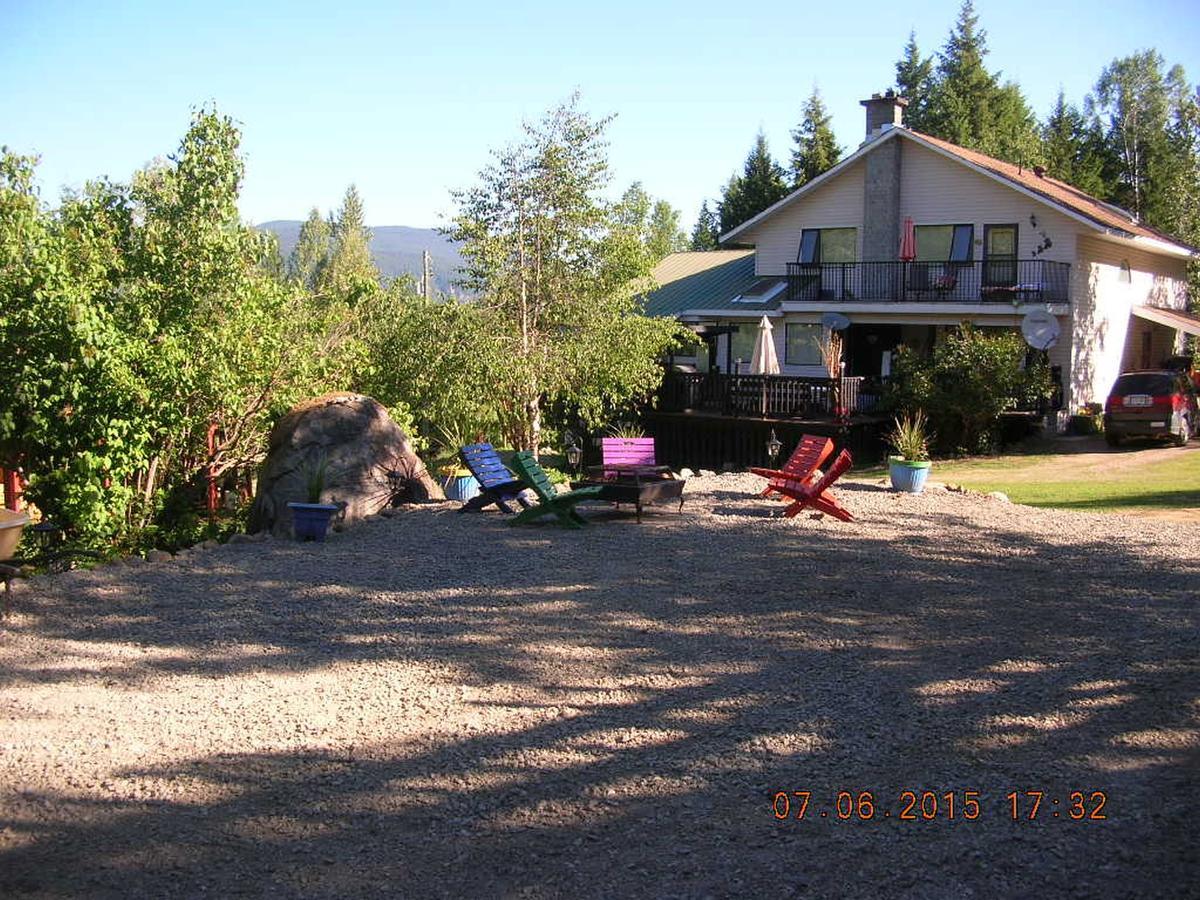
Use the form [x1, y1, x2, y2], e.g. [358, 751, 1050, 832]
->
[885, 325, 1053, 454]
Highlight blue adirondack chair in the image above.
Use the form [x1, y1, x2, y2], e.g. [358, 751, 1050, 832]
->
[457, 443, 533, 514]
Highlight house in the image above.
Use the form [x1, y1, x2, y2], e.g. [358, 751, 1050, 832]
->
[645, 92, 1198, 426]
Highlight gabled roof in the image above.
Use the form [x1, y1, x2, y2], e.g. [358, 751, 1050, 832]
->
[909, 130, 1194, 251]
[641, 250, 761, 317]
[720, 125, 1196, 257]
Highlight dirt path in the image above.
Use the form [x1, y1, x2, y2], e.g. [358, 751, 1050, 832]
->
[1, 478, 1197, 898]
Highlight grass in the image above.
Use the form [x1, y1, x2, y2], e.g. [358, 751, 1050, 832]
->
[856, 444, 1200, 512]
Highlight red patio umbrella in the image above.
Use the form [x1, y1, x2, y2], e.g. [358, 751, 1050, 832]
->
[899, 216, 917, 261]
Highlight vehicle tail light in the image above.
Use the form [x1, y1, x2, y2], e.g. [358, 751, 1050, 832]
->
[1171, 393, 1185, 411]
[1151, 395, 1173, 410]
[1105, 395, 1119, 412]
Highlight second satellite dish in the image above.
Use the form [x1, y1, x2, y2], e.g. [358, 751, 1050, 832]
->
[1021, 310, 1060, 350]
[822, 312, 850, 331]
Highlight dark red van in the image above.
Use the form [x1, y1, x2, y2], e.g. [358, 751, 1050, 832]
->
[1104, 370, 1199, 447]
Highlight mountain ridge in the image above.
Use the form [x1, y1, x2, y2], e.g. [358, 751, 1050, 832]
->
[257, 220, 465, 295]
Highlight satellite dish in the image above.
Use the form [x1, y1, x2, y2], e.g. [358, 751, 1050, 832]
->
[1021, 310, 1060, 350]
[822, 312, 851, 331]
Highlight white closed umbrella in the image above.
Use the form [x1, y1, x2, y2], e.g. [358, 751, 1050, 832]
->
[750, 315, 780, 375]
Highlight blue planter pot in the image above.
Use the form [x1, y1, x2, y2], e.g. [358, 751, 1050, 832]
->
[287, 502, 340, 542]
[889, 457, 932, 493]
[442, 474, 480, 502]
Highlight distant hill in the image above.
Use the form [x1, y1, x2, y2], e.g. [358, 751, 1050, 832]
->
[257, 221, 466, 296]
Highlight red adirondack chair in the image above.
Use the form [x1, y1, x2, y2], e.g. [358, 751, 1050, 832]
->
[749, 435, 834, 499]
[775, 449, 855, 521]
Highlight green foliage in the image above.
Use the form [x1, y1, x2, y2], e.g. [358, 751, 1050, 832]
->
[288, 207, 332, 289]
[1040, 91, 1108, 196]
[605, 421, 646, 439]
[885, 325, 1053, 455]
[440, 94, 688, 453]
[718, 132, 789, 234]
[790, 87, 842, 188]
[690, 200, 720, 250]
[302, 453, 329, 503]
[897, 0, 1041, 166]
[0, 109, 355, 548]
[895, 32, 936, 133]
[886, 410, 931, 461]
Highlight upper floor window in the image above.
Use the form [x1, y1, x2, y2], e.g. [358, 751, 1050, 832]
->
[798, 228, 857, 264]
[915, 224, 974, 262]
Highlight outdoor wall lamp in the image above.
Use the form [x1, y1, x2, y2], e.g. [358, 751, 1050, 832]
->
[766, 429, 782, 465]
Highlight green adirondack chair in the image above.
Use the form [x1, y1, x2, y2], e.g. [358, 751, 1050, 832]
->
[507, 450, 603, 529]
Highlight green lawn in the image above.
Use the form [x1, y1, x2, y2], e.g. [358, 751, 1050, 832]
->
[855, 446, 1200, 512]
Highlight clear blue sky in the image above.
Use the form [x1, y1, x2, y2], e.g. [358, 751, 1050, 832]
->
[4, 0, 1199, 230]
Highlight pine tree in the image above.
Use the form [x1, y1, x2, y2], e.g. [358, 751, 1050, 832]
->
[894, 32, 935, 132]
[690, 200, 720, 250]
[718, 132, 788, 234]
[321, 184, 379, 301]
[924, 0, 1040, 164]
[288, 207, 331, 290]
[790, 88, 842, 188]
[1041, 91, 1107, 196]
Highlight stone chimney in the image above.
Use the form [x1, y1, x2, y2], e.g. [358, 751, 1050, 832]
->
[861, 91, 908, 141]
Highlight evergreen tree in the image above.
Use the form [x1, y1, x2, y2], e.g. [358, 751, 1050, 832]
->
[790, 88, 842, 188]
[288, 207, 331, 290]
[321, 184, 379, 302]
[718, 132, 788, 234]
[894, 32, 936, 132]
[690, 200, 720, 250]
[1041, 91, 1107, 196]
[924, 0, 1041, 164]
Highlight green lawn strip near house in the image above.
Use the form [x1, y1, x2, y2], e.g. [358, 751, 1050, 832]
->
[853, 450, 1200, 512]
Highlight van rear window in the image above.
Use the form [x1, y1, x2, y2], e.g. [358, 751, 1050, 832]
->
[1112, 374, 1173, 395]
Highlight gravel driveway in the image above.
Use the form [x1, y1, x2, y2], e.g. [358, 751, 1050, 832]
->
[1, 474, 1197, 898]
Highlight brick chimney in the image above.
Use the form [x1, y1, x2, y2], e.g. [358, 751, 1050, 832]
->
[861, 91, 908, 141]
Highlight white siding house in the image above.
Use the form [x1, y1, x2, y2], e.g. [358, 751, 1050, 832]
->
[646, 93, 1198, 423]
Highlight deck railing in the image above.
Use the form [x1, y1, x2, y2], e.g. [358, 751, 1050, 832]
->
[658, 372, 881, 419]
[785, 259, 1070, 304]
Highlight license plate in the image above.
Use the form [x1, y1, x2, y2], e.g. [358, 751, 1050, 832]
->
[1124, 394, 1152, 406]
[1150, 421, 1166, 427]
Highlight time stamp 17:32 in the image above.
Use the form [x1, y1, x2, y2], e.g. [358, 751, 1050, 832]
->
[771, 790, 1109, 822]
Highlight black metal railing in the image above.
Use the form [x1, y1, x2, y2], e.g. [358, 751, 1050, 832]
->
[658, 372, 881, 419]
[785, 259, 1070, 304]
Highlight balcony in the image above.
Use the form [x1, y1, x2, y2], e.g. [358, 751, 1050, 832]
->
[785, 259, 1070, 304]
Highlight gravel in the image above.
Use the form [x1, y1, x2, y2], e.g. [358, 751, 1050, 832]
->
[1, 473, 1197, 898]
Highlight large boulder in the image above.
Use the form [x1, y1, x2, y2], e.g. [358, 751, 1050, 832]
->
[249, 392, 444, 537]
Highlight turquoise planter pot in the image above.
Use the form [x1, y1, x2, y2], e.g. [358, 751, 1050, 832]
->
[888, 457, 932, 493]
[442, 474, 480, 502]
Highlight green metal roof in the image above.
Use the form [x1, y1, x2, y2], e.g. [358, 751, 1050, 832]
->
[641, 250, 775, 318]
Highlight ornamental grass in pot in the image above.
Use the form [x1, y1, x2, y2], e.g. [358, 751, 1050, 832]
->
[287, 454, 341, 542]
[887, 410, 932, 494]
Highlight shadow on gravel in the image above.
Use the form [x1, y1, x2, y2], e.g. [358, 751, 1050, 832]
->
[2, 493, 1198, 898]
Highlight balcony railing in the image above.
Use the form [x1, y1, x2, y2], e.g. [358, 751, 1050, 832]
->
[785, 259, 1070, 304]
[658, 372, 881, 419]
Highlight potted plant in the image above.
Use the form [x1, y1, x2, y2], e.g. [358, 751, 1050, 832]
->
[287, 454, 341, 542]
[887, 410, 933, 493]
[439, 462, 480, 502]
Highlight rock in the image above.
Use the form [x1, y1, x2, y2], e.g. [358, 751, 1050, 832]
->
[248, 392, 445, 538]
[124, 556, 146, 567]
[679, 468, 694, 479]
[146, 550, 172, 563]
[720, 462, 737, 472]
[699, 469, 717, 478]
[226, 533, 253, 545]
[988, 491, 1011, 503]
[198, 539, 219, 550]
